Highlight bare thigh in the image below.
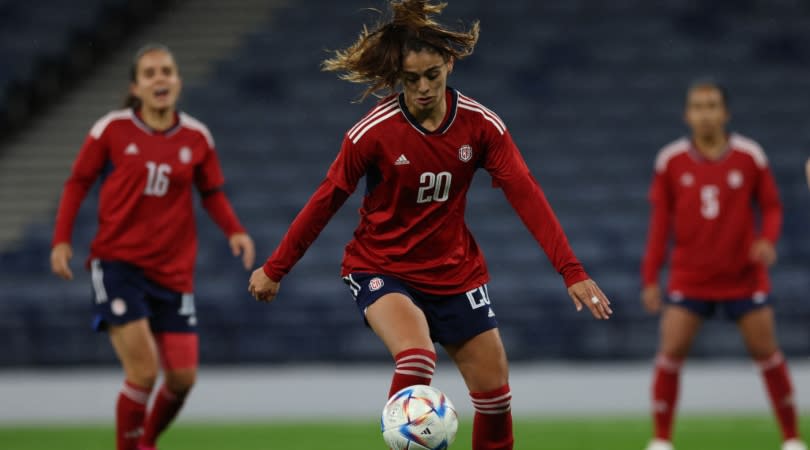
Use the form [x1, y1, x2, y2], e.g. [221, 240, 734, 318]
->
[366, 293, 435, 357]
[658, 305, 704, 358]
[109, 318, 160, 387]
[736, 306, 779, 360]
[444, 328, 509, 393]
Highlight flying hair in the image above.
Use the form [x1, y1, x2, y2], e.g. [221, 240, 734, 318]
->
[322, 0, 479, 101]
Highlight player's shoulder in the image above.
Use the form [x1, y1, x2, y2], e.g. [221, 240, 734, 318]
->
[455, 90, 507, 136]
[346, 94, 402, 144]
[179, 112, 215, 148]
[654, 137, 691, 172]
[89, 108, 134, 139]
[729, 132, 768, 168]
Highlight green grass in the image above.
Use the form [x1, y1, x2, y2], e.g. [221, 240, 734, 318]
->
[1, 416, 806, 449]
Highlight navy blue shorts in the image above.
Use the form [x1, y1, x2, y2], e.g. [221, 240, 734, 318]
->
[343, 273, 499, 345]
[666, 292, 770, 321]
[90, 259, 197, 333]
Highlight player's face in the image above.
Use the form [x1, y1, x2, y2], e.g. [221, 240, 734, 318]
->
[130, 50, 182, 112]
[684, 86, 729, 138]
[400, 50, 454, 117]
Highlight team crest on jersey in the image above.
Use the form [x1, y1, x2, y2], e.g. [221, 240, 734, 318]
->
[458, 144, 473, 162]
[680, 172, 694, 187]
[179, 147, 192, 164]
[368, 277, 384, 292]
[111, 298, 127, 316]
[727, 170, 743, 189]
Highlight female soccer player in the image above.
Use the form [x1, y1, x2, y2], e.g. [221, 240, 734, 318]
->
[641, 80, 805, 450]
[50, 44, 255, 450]
[248, 2, 612, 449]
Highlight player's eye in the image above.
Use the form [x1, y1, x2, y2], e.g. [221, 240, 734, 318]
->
[426, 72, 438, 80]
[143, 68, 155, 78]
[162, 67, 173, 76]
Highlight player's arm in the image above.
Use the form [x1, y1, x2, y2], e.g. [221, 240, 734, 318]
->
[640, 169, 671, 313]
[249, 135, 369, 303]
[195, 147, 255, 270]
[50, 132, 110, 280]
[484, 131, 611, 320]
[750, 165, 782, 267]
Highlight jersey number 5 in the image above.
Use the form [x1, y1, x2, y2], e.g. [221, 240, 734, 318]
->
[700, 184, 719, 219]
[417, 171, 452, 204]
[144, 161, 171, 197]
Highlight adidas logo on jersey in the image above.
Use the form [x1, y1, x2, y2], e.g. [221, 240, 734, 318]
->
[124, 143, 139, 155]
[394, 154, 410, 165]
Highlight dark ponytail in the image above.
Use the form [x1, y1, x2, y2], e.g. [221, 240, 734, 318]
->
[322, 0, 479, 101]
[122, 43, 174, 109]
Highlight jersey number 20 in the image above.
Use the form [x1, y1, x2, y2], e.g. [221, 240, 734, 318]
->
[144, 161, 171, 197]
[417, 171, 452, 204]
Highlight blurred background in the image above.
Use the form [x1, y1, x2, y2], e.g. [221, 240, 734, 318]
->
[0, 0, 808, 426]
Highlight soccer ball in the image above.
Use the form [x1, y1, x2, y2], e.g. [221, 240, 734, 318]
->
[381, 384, 458, 450]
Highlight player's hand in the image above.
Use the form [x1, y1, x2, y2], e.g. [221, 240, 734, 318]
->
[567, 279, 612, 320]
[749, 238, 777, 267]
[50, 242, 74, 281]
[248, 267, 280, 303]
[641, 283, 663, 314]
[229, 232, 256, 270]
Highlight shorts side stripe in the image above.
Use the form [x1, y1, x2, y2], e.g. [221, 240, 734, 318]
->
[91, 259, 108, 304]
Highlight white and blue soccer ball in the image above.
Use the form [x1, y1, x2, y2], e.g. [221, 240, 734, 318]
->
[382, 384, 458, 450]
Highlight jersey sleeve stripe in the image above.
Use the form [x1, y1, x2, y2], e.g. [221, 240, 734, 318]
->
[179, 113, 215, 148]
[89, 109, 133, 139]
[654, 138, 690, 173]
[348, 99, 399, 139]
[458, 103, 505, 135]
[350, 109, 401, 143]
[458, 95, 507, 131]
[730, 133, 768, 168]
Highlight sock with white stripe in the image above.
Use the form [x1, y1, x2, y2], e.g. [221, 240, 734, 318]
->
[388, 348, 437, 398]
[471, 384, 513, 450]
[116, 380, 152, 450]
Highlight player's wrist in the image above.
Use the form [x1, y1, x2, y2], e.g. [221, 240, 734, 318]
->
[262, 262, 284, 283]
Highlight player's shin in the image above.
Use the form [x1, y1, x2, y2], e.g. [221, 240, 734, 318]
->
[758, 352, 800, 441]
[117, 380, 152, 450]
[470, 384, 513, 450]
[652, 354, 683, 442]
[389, 348, 437, 398]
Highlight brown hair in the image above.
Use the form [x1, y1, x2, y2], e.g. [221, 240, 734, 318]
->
[123, 43, 175, 109]
[322, 0, 479, 101]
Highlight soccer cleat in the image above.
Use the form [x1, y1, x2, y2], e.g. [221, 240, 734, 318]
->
[645, 439, 674, 450]
[782, 439, 808, 450]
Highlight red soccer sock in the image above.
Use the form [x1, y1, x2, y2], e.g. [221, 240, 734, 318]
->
[758, 352, 799, 441]
[470, 384, 513, 450]
[388, 348, 437, 398]
[652, 354, 682, 441]
[116, 380, 152, 450]
[140, 385, 188, 447]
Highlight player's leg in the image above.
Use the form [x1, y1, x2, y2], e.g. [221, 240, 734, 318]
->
[108, 319, 160, 450]
[139, 292, 199, 449]
[736, 304, 803, 447]
[139, 333, 198, 449]
[649, 303, 705, 449]
[445, 328, 512, 450]
[366, 291, 437, 397]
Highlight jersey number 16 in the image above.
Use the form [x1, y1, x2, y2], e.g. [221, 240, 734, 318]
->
[144, 161, 171, 197]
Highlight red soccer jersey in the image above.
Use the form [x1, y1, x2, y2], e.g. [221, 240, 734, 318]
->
[263, 88, 588, 295]
[53, 109, 244, 292]
[641, 133, 782, 300]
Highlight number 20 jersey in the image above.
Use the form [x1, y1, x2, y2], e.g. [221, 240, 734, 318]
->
[326, 88, 585, 294]
[641, 134, 782, 300]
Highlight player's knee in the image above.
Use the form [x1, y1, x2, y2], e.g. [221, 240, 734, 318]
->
[128, 364, 159, 389]
[164, 369, 196, 395]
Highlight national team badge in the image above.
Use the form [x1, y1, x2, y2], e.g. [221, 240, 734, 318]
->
[179, 147, 192, 164]
[111, 298, 127, 316]
[458, 144, 473, 162]
[680, 172, 694, 187]
[727, 170, 743, 189]
[369, 277, 384, 292]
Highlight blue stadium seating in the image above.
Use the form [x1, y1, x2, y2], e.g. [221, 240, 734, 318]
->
[2, 0, 809, 365]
